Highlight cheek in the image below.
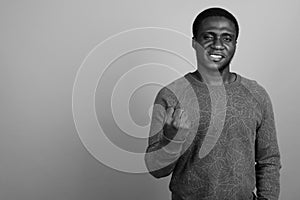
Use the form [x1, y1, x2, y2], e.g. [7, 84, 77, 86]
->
[227, 45, 236, 55]
[202, 42, 213, 49]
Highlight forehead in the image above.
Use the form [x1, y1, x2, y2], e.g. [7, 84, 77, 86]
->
[199, 16, 236, 34]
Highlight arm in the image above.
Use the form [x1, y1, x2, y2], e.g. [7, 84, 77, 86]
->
[145, 127, 184, 178]
[255, 91, 281, 200]
[144, 89, 189, 178]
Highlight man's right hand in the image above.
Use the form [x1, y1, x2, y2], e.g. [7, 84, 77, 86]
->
[163, 107, 191, 142]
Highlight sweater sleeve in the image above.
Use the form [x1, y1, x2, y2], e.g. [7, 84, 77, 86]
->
[255, 89, 281, 200]
[144, 88, 184, 178]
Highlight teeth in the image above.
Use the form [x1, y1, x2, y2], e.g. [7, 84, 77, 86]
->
[210, 54, 222, 59]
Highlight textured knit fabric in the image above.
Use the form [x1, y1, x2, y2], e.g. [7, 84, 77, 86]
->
[145, 71, 281, 200]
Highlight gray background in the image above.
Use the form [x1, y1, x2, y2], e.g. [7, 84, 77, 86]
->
[1, 0, 299, 199]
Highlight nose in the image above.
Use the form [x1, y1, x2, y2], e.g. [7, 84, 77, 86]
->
[212, 38, 224, 50]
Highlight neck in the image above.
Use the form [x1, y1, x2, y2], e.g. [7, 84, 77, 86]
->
[196, 65, 235, 85]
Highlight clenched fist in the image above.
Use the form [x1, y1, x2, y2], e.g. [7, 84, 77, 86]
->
[163, 107, 191, 142]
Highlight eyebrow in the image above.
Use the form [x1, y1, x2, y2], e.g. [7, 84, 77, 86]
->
[202, 31, 235, 37]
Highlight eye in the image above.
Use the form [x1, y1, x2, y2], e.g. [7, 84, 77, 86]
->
[222, 35, 233, 42]
[202, 33, 214, 41]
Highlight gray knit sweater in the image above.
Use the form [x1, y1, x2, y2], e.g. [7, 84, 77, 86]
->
[145, 71, 281, 200]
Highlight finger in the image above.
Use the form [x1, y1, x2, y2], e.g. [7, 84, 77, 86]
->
[181, 119, 191, 129]
[173, 108, 184, 121]
[179, 111, 187, 127]
[164, 107, 174, 124]
[173, 109, 184, 128]
[179, 111, 190, 129]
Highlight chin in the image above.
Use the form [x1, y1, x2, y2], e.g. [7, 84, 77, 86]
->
[201, 61, 228, 72]
[198, 55, 231, 72]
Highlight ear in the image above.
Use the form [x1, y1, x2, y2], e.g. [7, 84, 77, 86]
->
[233, 38, 237, 44]
[192, 37, 196, 49]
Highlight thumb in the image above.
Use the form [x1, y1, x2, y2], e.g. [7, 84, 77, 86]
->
[164, 107, 174, 124]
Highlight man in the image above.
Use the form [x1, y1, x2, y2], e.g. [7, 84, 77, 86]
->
[144, 7, 281, 200]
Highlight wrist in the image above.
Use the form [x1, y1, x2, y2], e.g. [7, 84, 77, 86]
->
[162, 132, 186, 143]
[161, 133, 185, 154]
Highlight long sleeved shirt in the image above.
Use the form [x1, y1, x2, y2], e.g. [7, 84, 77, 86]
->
[145, 71, 281, 200]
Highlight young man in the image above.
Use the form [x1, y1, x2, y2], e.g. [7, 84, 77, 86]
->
[145, 7, 281, 200]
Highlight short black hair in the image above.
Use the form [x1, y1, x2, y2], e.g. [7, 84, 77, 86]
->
[192, 7, 239, 40]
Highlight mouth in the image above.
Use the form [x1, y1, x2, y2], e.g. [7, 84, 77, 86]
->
[208, 53, 225, 62]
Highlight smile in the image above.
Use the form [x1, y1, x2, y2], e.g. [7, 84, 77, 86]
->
[208, 54, 225, 62]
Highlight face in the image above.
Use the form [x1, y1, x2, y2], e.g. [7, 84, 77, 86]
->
[193, 16, 237, 71]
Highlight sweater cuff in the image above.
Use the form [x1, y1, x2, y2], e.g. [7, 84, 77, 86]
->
[161, 133, 185, 154]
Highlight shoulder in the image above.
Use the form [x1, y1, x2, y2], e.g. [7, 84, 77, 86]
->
[155, 73, 193, 108]
[239, 74, 272, 107]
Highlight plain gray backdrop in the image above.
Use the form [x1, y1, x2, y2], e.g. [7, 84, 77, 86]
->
[1, 0, 299, 199]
